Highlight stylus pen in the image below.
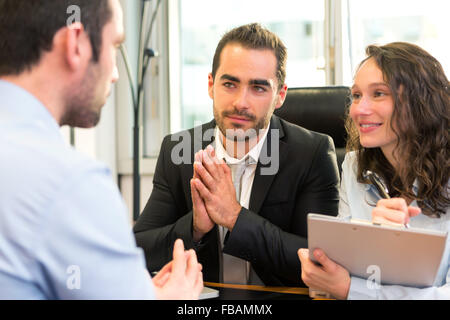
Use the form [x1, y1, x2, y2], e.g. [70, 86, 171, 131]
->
[364, 170, 410, 228]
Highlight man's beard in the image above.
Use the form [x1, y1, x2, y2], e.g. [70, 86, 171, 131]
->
[214, 105, 273, 142]
[61, 63, 104, 128]
[61, 104, 101, 128]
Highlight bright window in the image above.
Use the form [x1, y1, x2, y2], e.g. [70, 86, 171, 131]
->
[343, 0, 450, 84]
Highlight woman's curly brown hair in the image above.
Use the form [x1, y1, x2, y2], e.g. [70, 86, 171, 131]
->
[345, 42, 450, 217]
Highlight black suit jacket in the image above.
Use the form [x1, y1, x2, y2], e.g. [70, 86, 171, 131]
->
[134, 115, 339, 286]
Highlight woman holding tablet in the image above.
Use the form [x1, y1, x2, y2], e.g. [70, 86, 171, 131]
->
[298, 42, 449, 299]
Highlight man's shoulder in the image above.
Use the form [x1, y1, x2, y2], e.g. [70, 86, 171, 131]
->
[1, 133, 110, 201]
[37, 140, 110, 177]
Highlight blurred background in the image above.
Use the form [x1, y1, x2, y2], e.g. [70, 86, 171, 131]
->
[62, 0, 450, 221]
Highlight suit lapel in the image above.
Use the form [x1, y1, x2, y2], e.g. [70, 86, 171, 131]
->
[249, 116, 288, 213]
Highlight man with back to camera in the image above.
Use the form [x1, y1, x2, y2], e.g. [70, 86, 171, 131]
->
[134, 23, 340, 286]
[0, 0, 203, 299]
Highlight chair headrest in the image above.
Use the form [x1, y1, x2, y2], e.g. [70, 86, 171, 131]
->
[274, 86, 351, 148]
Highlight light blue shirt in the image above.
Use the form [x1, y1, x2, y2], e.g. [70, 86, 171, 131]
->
[339, 152, 450, 299]
[0, 80, 154, 299]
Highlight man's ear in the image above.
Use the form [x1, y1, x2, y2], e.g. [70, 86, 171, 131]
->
[208, 73, 214, 99]
[62, 22, 92, 71]
[274, 84, 288, 109]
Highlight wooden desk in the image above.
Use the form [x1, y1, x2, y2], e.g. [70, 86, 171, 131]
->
[204, 282, 311, 300]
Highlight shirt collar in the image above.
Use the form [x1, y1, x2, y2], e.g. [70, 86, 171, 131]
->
[365, 177, 420, 196]
[0, 80, 61, 135]
[214, 126, 269, 165]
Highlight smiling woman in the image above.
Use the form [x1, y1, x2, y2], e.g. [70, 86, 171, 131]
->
[299, 41, 449, 300]
[345, 42, 450, 217]
[349, 58, 396, 156]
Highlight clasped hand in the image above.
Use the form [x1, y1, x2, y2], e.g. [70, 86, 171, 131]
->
[190, 145, 242, 242]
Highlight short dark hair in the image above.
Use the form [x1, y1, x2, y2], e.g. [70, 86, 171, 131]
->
[211, 23, 287, 90]
[0, 0, 112, 76]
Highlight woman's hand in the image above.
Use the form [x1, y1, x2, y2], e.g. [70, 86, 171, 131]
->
[372, 198, 421, 226]
[298, 248, 351, 300]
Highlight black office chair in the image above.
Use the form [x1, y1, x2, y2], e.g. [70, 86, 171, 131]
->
[274, 86, 351, 175]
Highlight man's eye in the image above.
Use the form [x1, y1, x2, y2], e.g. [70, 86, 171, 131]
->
[223, 82, 235, 88]
[254, 86, 266, 92]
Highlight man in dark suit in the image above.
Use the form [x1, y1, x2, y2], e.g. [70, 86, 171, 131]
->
[134, 23, 339, 286]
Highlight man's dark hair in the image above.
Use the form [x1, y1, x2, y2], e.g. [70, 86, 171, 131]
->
[211, 23, 287, 90]
[0, 0, 112, 76]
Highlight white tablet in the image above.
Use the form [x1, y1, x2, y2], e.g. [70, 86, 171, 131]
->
[307, 213, 448, 287]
